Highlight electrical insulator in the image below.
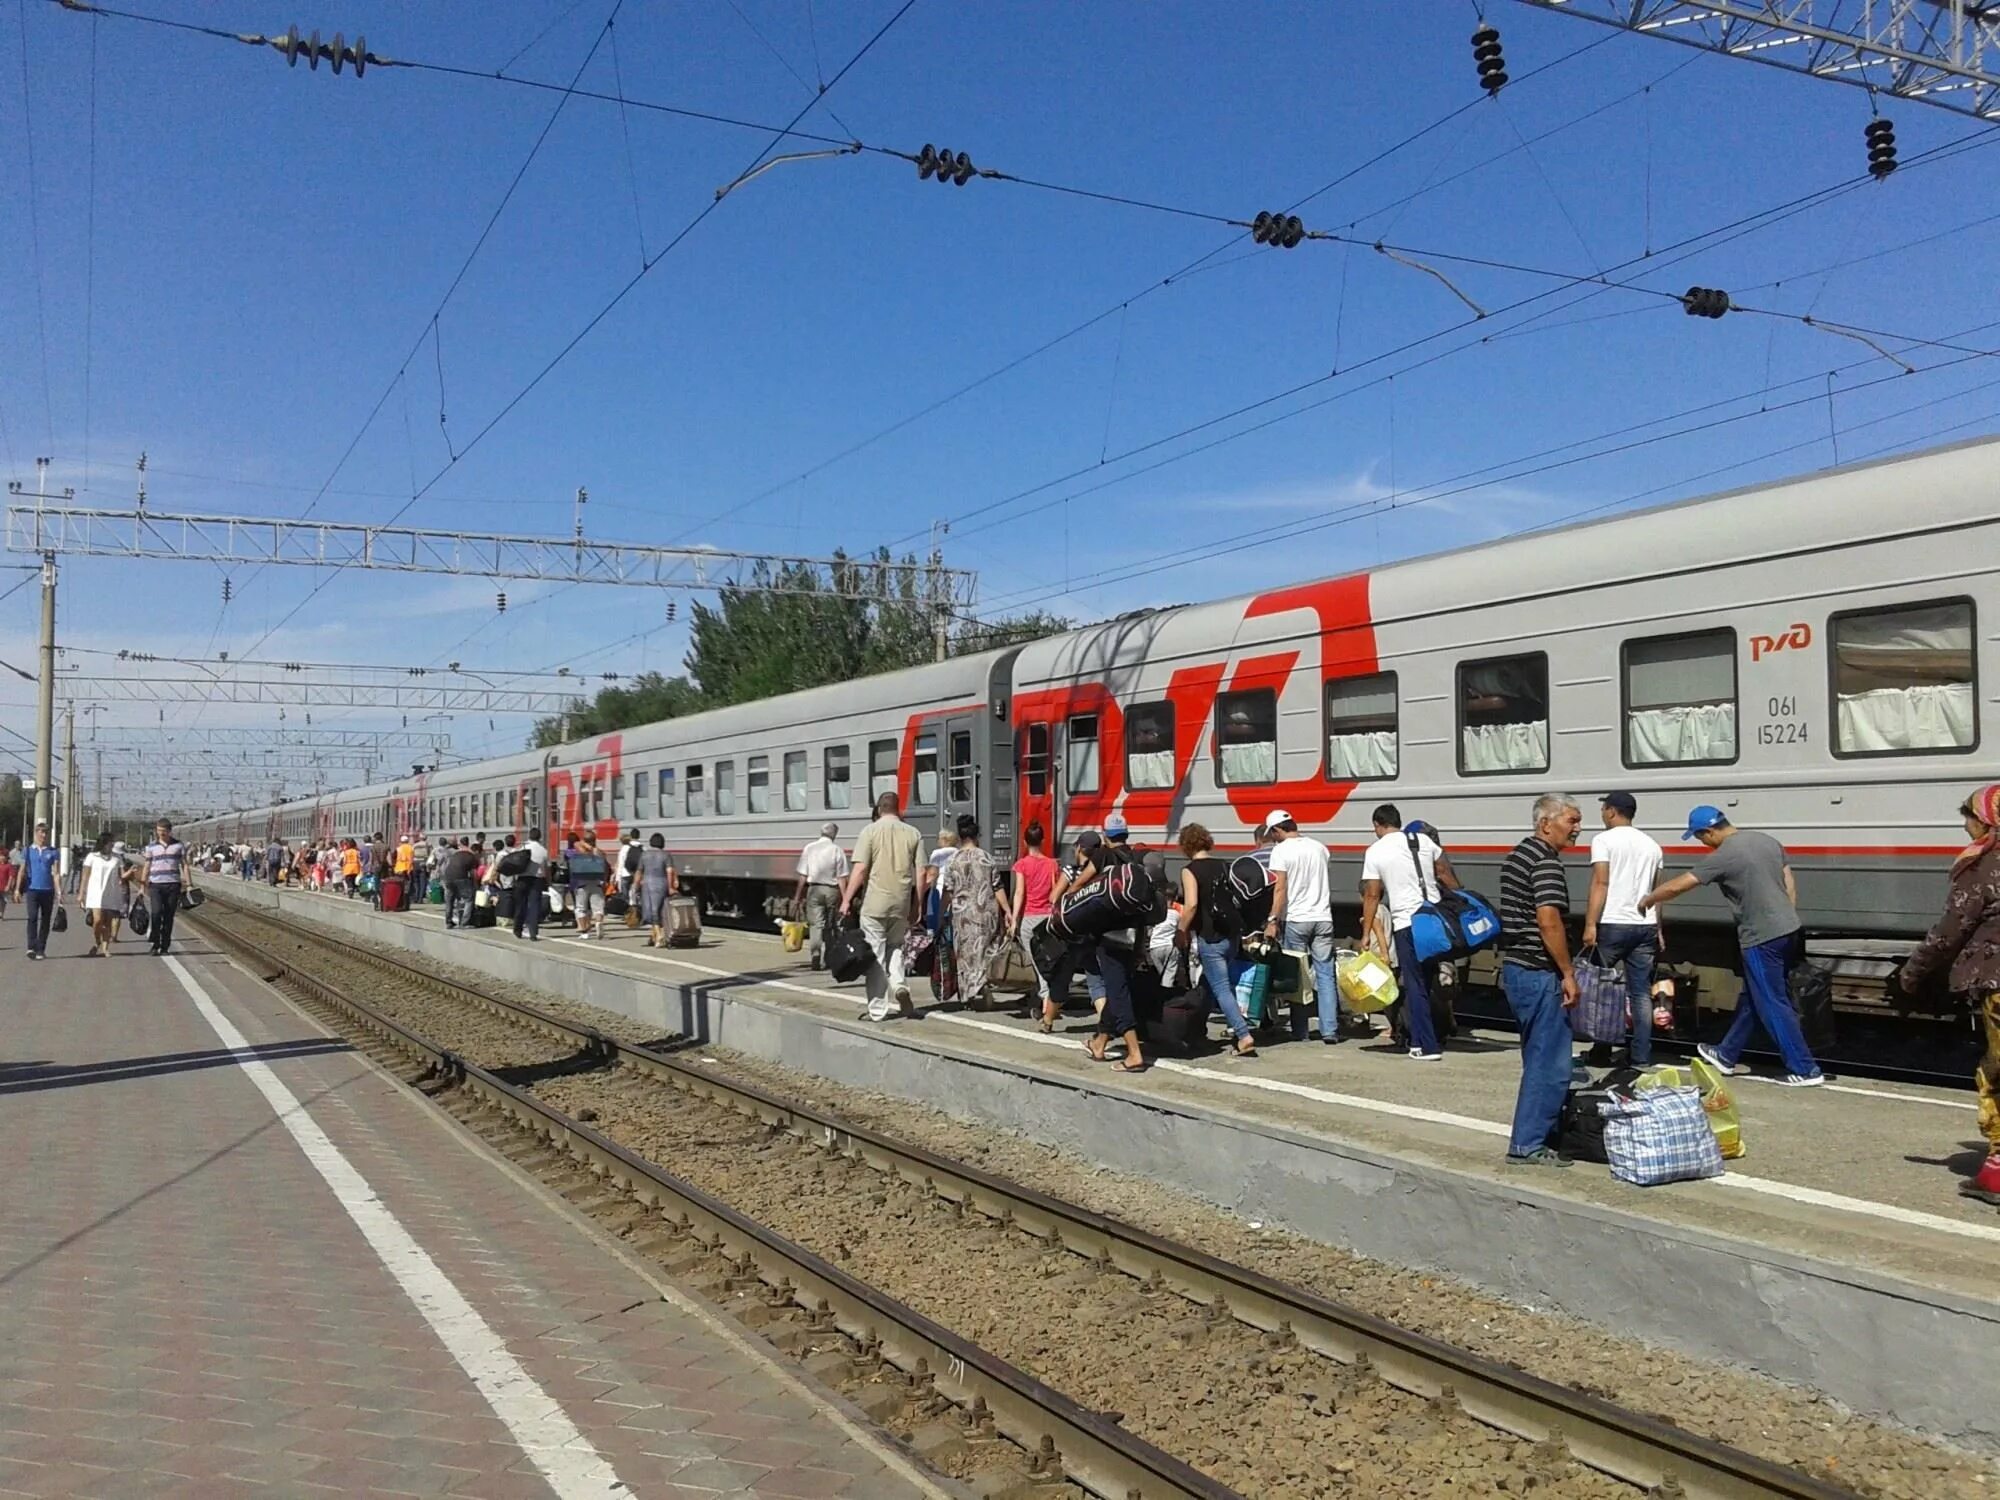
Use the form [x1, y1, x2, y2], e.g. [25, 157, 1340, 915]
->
[1251, 211, 1306, 249]
[275, 25, 370, 77]
[915, 144, 977, 186]
[222, 578, 233, 604]
[1865, 117, 1898, 180]
[1471, 24, 1508, 96]
[1681, 286, 1731, 319]
[496, 590, 508, 613]
[665, 600, 677, 623]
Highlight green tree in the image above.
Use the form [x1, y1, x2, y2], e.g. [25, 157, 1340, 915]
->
[0, 772, 21, 847]
[531, 671, 703, 749]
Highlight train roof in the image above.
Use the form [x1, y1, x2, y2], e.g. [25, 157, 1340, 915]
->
[1012, 433, 2000, 684]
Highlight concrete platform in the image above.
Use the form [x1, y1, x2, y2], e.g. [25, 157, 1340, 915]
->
[0, 905, 949, 1498]
[220, 877, 2000, 1454]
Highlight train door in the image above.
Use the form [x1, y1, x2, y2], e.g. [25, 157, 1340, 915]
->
[942, 715, 978, 838]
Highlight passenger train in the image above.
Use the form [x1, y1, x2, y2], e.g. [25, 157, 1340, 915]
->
[188, 438, 1999, 1019]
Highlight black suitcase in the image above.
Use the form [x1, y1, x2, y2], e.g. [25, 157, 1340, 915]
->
[497, 888, 517, 921]
[1788, 959, 1838, 1052]
[469, 901, 497, 929]
[605, 892, 629, 918]
[824, 920, 873, 984]
[1560, 1086, 1620, 1164]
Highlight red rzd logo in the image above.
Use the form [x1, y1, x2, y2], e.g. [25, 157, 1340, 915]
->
[1750, 623, 1812, 662]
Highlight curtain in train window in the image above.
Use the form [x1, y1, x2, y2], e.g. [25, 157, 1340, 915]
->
[948, 730, 974, 803]
[1624, 630, 1736, 765]
[715, 760, 737, 816]
[659, 768, 675, 818]
[1325, 672, 1399, 780]
[869, 739, 898, 802]
[911, 734, 939, 807]
[784, 752, 807, 812]
[1833, 601, 1976, 754]
[824, 746, 852, 809]
[1065, 715, 1100, 793]
[1020, 723, 1050, 797]
[1125, 701, 1175, 789]
[748, 755, 770, 814]
[1458, 654, 1549, 774]
[1215, 690, 1277, 785]
[611, 774, 625, 817]
[633, 771, 650, 818]
[685, 765, 705, 817]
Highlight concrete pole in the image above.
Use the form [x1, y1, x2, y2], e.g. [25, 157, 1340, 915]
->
[32, 554, 55, 831]
[61, 702, 75, 869]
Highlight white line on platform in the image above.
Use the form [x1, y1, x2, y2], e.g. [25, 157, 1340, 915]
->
[165, 957, 632, 1500]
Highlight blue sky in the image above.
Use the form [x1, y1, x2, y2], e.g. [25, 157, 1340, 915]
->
[3, 0, 1998, 801]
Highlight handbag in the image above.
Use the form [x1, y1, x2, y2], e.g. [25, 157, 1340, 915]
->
[901, 925, 937, 977]
[1571, 948, 1629, 1043]
[1788, 956, 1838, 1052]
[824, 918, 873, 984]
[51, 905, 68, 934]
[1403, 833, 1499, 963]
[129, 900, 150, 937]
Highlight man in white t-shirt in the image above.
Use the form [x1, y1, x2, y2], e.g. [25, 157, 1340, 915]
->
[1583, 790, 1663, 1065]
[1358, 803, 1463, 1061]
[793, 823, 851, 970]
[1260, 810, 1343, 1046]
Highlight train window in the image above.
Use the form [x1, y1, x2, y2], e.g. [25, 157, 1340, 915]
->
[784, 751, 807, 812]
[1622, 630, 1737, 766]
[716, 760, 736, 816]
[1325, 672, 1399, 780]
[1458, 653, 1549, 775]
[1830, 598, 1977, 757]
[748, 755, 771, 814]
[948, 730, 974, 803]
[869, 739, 898, 802]
[509, 788, 519, 825]
[1126, 702, 1175, 789]
[825, 746, 852, 809]
[1066, 715, 1100, 793]
[686, 765, 705, 817]
[911, 734, 939, 807]
[1215, 690, 1277, 785]
[612, 774, 625, 817]
[659, 768, 675, 818]
[1021, 723, 1050, 797]
[634, 771, 651, 818]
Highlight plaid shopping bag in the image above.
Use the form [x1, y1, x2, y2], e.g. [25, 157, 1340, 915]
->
[1601, 1085, 1724, 1186]
[1571, 949, 1629, 1043]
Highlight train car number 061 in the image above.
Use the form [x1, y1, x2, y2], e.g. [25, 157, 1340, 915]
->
[1757, 696, 1808, 745]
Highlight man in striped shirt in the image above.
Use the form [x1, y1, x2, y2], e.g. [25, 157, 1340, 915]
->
[1497, 793, 1583, 1168]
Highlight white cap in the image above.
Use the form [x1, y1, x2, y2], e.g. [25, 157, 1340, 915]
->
[1262, 809, 1294, 833]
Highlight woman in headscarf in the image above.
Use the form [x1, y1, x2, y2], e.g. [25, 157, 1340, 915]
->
[1900, 784, 2000, 1206]
[636, 833, 676, 948]
[937, 814, 1009, 1010]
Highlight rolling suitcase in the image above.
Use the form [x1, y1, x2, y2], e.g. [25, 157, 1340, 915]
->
[496, 887, 517, 921]
[380, 876, 406, 913]
[664, 895, 702, 948]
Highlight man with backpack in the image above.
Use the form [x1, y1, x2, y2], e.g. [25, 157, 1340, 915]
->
[1080, 814, 1152, 1071]
[506, 827, 548, 941]
[1261, 811, 1343, 1045]
[1359, 804, 1461, 1061]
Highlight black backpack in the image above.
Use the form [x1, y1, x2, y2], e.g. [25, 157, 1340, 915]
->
[497, 848, 530, 878]
[1224, 855, 1273, 934]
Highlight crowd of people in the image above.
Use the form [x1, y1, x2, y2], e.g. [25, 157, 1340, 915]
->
[802, 783, 2000, 1180]
[2, 818, 195, 958]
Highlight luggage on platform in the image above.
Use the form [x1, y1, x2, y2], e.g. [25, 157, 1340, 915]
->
[469, 900, 497, 930]
[497, 888, 517, 921]
[664, 895, 702, 948]
[1572, 948, 1630, 1043]
[824, 918, 872, 983]
[605, 891, 629, 918]
[1600, 1085, 1725, 1186]
[782, 919, 808, 953]
[1789, 957, 1838, 1052]
[1336, 948, 1398, 1012]
[380, 877, 406, 913]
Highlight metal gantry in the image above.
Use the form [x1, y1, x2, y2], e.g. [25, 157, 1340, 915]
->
[5, 505, 979, 605]
[92, 749, 386, 771]
[83, 726, 452, 751]
[51, 675, 582, 715]
[1516, 2, 2000, 118]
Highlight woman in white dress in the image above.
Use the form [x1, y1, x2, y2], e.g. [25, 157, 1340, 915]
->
[81, 831, 128, 958]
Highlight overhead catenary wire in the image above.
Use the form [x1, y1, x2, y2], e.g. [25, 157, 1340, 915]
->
[16, 0, 57, 449]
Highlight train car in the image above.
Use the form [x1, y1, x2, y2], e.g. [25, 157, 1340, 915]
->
[1009, 435, 1997, 1012]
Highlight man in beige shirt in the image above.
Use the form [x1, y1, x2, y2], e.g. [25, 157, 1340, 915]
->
[841, 791, 923, 1016]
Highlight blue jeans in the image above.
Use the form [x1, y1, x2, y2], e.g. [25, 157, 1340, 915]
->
[1717, 932, 1820, 1078]
[1393, 927, 1442, 1056]
[1091, 944, 1137, 1037]
[1284, 918, 1339, 1040]
[1502, 963, 1572, 1157]
[24, 888, 54, 955]
[1194, 935, 1252, 1041]
[1592, 922, 1657, 1065]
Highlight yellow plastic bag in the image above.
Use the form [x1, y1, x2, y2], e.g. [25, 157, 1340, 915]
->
[1336, 949, 1399, 1012]
[1634, 1061, 1743, 1159]
[1688, 1055, 1745, 1159]
[781, 919, 808, 953]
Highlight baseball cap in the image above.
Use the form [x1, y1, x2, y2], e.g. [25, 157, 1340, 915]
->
[1076, 830, 1103, 853]
[1102, 812, 1129, 840]
[1261, 809, 1295, 834]
[1683, 804, 1728, 840]
[1601, 791, 1638, 818]
[1403, 819, 1434, 837]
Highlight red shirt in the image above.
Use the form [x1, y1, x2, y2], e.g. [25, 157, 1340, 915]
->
[1014, 851, 1058, 917]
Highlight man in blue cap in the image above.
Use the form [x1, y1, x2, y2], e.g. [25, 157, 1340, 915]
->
[1640, 806, 1823, 1086]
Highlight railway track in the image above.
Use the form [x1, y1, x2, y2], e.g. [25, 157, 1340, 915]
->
[190, 893, 1862, 1500]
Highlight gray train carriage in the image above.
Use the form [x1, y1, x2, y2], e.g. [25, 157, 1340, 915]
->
[1009, 437, 1998, 1021]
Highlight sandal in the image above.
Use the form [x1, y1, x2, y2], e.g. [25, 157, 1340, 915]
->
[1233, 1037, 1258, 1057]
[1115, 1057, 1151, 1074]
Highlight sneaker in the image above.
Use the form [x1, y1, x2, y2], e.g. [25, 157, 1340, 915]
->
[893, 984, 912, 1007]
[1408, 1049, 1443, 1062]
[1775, 1072, 1825, 1088]
[1320, 1034, 1343, 1046]
[1505, 1147, 1571, 1169]
[1697, 1043, 1750, 1077]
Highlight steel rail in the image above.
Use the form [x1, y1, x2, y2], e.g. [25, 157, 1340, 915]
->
[199, 894, 1862, 1500]
[188, 907, 1236, 1500]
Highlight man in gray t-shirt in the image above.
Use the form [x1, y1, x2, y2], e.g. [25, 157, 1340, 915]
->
[1641, 806, 1822, 1085]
